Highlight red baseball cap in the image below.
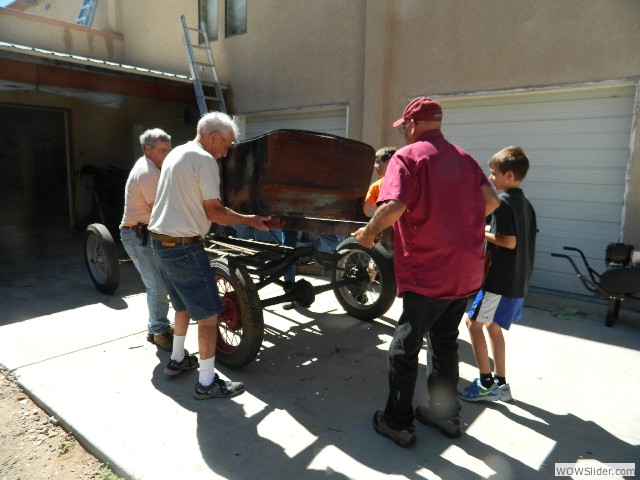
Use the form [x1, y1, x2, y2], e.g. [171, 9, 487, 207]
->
[392, 97, 443, 128]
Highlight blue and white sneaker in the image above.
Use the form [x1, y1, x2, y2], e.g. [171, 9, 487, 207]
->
[497, 382, 512, 401]
[458, 378, 501, 402]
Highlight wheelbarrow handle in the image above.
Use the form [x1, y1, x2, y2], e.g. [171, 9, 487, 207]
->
[559, 246, 601, 283]
[551, 247, 617, 298]
[562, 246, 589, 266]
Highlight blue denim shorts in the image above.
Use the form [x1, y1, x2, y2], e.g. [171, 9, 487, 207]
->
[151, 242, 223, 321]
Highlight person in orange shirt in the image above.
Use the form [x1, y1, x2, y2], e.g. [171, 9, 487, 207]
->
[363, 147, 397, 217]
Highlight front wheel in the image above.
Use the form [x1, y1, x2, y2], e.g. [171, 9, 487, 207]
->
[331, 237, 396, 321]
[212, 258, 264, 368]
[84, 223, 120, 294]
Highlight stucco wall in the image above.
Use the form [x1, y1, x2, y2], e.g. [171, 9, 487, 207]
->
[0, 8, 124, 61]
[208, 0, 368, 138]
[381, 0, 640, 140]
[115, 0, 198, 74]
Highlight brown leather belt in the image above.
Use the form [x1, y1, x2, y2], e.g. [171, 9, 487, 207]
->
[121, 225, 140, 231]
[151, 233, 201, 246]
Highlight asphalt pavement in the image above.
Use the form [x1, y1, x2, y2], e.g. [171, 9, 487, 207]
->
[1, 227, 639, 480]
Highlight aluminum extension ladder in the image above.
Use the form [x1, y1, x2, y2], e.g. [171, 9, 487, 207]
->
[76, 0, 99, 28]
[180, 15, 227, 115]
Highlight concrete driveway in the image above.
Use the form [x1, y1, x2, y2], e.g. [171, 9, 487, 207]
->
[1, 228, 638, 479]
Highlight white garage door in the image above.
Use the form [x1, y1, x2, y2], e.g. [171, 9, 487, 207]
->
[239, 106, 347, 141]
[438, 84, 636, 295]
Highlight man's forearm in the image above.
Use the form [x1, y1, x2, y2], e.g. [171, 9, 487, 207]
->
[204, 199, 270, 232]
[367, 201, 404, 236]
[353, 199, 406, 247]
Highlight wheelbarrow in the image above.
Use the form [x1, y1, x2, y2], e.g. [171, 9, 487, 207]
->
[551, 244, 640, 326]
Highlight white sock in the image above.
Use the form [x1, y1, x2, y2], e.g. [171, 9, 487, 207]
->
[198, 357, 216, 386]
[171, 336, 186, 362]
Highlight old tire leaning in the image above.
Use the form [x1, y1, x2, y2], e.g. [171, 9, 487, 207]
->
[331, 237, 396, 321]
[212, 258, 264, 368]
[84, 223, 120, 294]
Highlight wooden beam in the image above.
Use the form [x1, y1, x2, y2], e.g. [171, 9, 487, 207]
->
[0, 57, 196, 104]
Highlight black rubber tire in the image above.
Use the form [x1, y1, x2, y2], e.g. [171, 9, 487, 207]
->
[212, 258, 264, 368]
[84, 223, 120, 294]
[331, 237, 396, 321]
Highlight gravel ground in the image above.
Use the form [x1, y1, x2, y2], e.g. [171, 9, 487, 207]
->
[0, 364, 124, 480]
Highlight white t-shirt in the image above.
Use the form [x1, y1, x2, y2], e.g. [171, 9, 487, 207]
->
[120, 156, 160, 227]
[149, 141, 221, 238]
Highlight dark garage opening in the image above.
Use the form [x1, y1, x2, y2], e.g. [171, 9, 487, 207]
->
[0, 104, 70, 233]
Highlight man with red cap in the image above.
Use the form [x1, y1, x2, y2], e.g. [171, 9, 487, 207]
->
[354, 97, 499, 447]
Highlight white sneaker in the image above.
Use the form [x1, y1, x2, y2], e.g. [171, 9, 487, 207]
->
[497, 383, 512, 401]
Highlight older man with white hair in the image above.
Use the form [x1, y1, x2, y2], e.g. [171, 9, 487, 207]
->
[149, 112, 271, 400]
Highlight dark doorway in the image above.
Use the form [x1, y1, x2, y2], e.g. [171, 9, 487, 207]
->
[0, 105, 70, 232]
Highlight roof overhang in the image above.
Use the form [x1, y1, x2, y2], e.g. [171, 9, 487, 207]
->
[0, 41, 198, 105]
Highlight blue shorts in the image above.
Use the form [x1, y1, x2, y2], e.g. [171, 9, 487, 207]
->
[468, 290, 524, 330]
[151, 242, 223, 321]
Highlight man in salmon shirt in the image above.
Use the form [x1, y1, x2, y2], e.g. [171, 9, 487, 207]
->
[120, 128, 173, 351]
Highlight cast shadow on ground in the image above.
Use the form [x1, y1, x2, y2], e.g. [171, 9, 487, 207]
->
[0, 230, 145, 326]
[148, 305, 638, 480]
[519, 296, 640, 348]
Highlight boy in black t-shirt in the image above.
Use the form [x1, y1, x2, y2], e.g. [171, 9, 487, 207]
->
[458, 146, 537, 402]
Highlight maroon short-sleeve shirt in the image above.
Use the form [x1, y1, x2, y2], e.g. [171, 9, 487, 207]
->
[377, 129, 489, 299]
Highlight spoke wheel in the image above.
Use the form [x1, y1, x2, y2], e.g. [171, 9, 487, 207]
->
[331, 237, 396, 321]
[84, 223, 119, 294]
[212, 258, 264, 368]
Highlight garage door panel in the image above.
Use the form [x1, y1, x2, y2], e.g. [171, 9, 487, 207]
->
[530, 269, 591, 294]
[540, 217, 621, 241]
[529, 168, 626, 186]
[537, 235, 619, 261]
[537, 235, 619, 265]
[448, 95, 633, 124]
[525, 149, 630, 169]
[535, 198, 623, 223]
[537, 240, 609, 263]
[519, 133, 631, 150]
[528, 183, 624, 204]
[448, 117, 632, 139]
[243, 107, 347, 140]
[446, 130, 631, 152]
[440, 85, 635, 295]
[534, 255, 585, 276]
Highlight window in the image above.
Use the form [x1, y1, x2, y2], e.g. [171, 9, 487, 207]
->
[225, 0, 246, 37]
[199, 0, 218, 42]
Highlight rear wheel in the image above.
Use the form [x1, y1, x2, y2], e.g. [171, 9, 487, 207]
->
[331, 237, 396, 321]
[212, 258, 264, 368]
[84, 223, 119, 294]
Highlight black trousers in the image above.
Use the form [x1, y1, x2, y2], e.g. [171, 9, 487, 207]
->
[383, 292, 467, 429]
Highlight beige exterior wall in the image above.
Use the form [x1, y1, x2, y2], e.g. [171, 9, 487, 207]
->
[0, 8, 124, 61]
[379, 0, 640, 144]
[213, 1, 367, 117]
[115, 0, 198, 74]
